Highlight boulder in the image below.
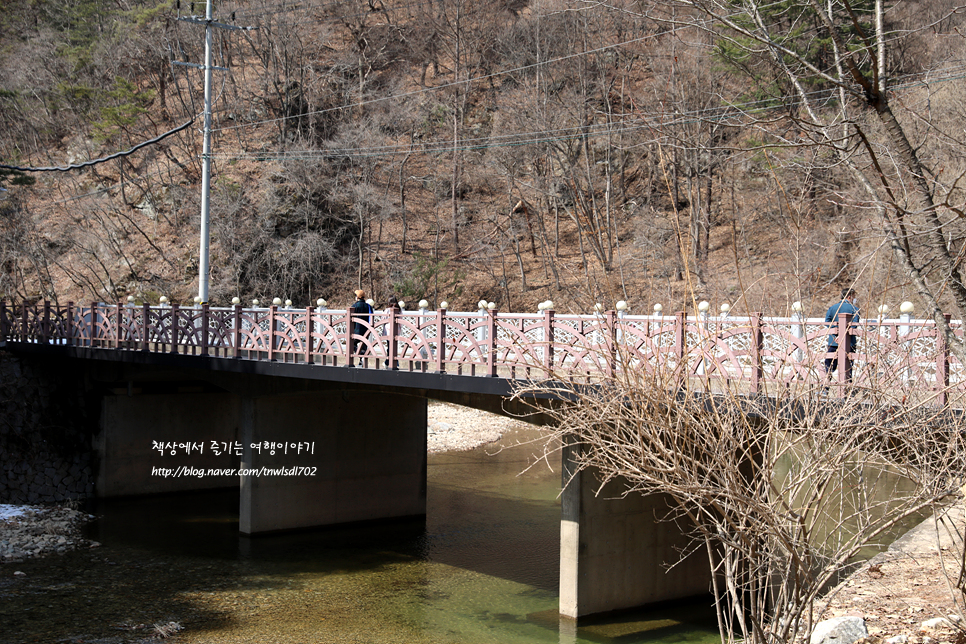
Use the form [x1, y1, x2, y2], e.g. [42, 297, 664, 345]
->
[810, 616, 868, 644]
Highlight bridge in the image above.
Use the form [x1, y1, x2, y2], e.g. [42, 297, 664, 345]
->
[0, 299, 960, 618]
[1, 299, 960, 399]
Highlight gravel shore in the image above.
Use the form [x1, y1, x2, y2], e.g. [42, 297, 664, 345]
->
[427, 401, 529, 453]
[0, 505, 97, 564]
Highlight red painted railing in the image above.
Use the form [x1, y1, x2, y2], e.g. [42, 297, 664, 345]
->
[1, 300, 961, 406]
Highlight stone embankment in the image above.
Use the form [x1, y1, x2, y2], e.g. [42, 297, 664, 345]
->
[0, 351, 93, 504]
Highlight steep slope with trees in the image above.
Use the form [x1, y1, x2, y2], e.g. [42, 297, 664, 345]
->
[0, 0, 963, 321]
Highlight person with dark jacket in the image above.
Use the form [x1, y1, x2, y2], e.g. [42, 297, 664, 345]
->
[824, 288, 859, 382]
[350, 289, 373, 358]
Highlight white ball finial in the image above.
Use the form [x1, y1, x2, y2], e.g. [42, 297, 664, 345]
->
[487, 302, 497, 310]
[900, 301, 914, 314]
[366, 298, 374, 307]
[478, 299, 487, 310]
[878, 304, 890, 315]
[231, 297, 241, 305]
[698, 300, 710, 313]
[653, 303, 663, 313]
[398, 300, 406, 310]
[194, 296, 202, 304]
[127, 295, 135, 303]
[594, 303, 603, 312]
[720, 303, 731, 314]
[159, 296, 168, 304]
[418, 299, 429, 310]
[272, 297, 282, 306]
[317, 298, 327, 308]
[545, 300, 554, 311]
[616, 300, 628, 311]
[285, 299, 293, 307]
[252, 299, 260, 307]
[792, 301, 803, 312]
[440, 301, 449, 309]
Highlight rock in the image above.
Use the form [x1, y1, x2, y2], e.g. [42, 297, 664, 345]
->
[810, 617, 868, 644]
[885, 636, 908, 644]
[921, 618, 954, 630]
[13, 570, 25, 576]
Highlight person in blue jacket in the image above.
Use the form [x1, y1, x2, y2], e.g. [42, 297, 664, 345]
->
[350, 289, 374, 358]
[824, 288, 859, 382]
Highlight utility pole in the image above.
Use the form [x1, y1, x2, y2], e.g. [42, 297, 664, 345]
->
[175, 0, 248, 304]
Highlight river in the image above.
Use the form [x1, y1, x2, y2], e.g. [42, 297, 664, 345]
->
[2, 427, 719, 644]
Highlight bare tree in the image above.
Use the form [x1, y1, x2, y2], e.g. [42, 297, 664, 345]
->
[515, 359, 965, 644]
[654, 0, 966, 357]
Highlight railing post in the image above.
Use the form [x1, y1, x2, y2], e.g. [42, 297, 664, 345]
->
[66, 302, 73, 347]
[115, 301, 123, 349]
[674, 311, 686, 384]
[42, 300, 50, 344]
[837, 313, 851, 390]
[141, 303, 150, 352]
[937, 314, 951, 407]
[201, 303, 210, 357]
[233, 304, 242, 358]
[268, 305, 277, 361]
[170, 304, 180, 354]
[544, 309, 554, 374]
[21, 302, 28, 343]
[751, 312, 763, 394]
[0, 300, 7, 341]
[90, 301, 98, 348]
[345, 307, 354, 366]
[436, 308, 446, 373]
[606, 310, 616, 378]
[302, 305, 313, 363]
[487, 309, 498, 377]
[388, 307, 398, 370]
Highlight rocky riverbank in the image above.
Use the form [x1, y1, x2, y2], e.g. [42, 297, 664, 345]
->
[0, 505, 97, 563]
[813, 504, 965, 644]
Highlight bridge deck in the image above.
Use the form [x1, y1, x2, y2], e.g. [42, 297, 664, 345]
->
[2, 301, 962, 407]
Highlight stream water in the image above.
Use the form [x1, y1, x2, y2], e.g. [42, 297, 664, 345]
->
[3, 427, 720, 644]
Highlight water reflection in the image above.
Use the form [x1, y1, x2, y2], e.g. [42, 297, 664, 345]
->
[84, 428, 719, 644]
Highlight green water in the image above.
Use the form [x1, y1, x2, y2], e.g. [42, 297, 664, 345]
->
[4, 428, 720, 644]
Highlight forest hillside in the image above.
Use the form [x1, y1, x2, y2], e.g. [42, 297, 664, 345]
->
[1, 0, 965, 321]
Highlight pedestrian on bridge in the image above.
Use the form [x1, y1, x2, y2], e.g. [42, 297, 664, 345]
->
[350, 289, 374, 359]
[824, 288, 860, 383]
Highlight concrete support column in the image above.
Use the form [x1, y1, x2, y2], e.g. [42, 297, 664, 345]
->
[559, 440, 711, 618]
[96, 392, 240, 496]
[239, 389, 427, 534]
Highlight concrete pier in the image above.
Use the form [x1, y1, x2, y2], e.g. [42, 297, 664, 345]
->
[97, 392, 240, 496]
[238, 389, 427, 534]
[559, 441, 712, 618]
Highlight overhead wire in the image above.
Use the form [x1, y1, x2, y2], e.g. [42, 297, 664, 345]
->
[0, 120, 197, 173]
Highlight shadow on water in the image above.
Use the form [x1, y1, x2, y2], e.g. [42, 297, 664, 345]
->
[2, 427, 721, 644]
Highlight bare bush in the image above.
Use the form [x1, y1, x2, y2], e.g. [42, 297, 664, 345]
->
[514, 361, 966, 644]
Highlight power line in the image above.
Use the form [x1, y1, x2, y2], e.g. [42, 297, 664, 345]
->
[0, 120, 195, 173]
[204, 62, 966, 162]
